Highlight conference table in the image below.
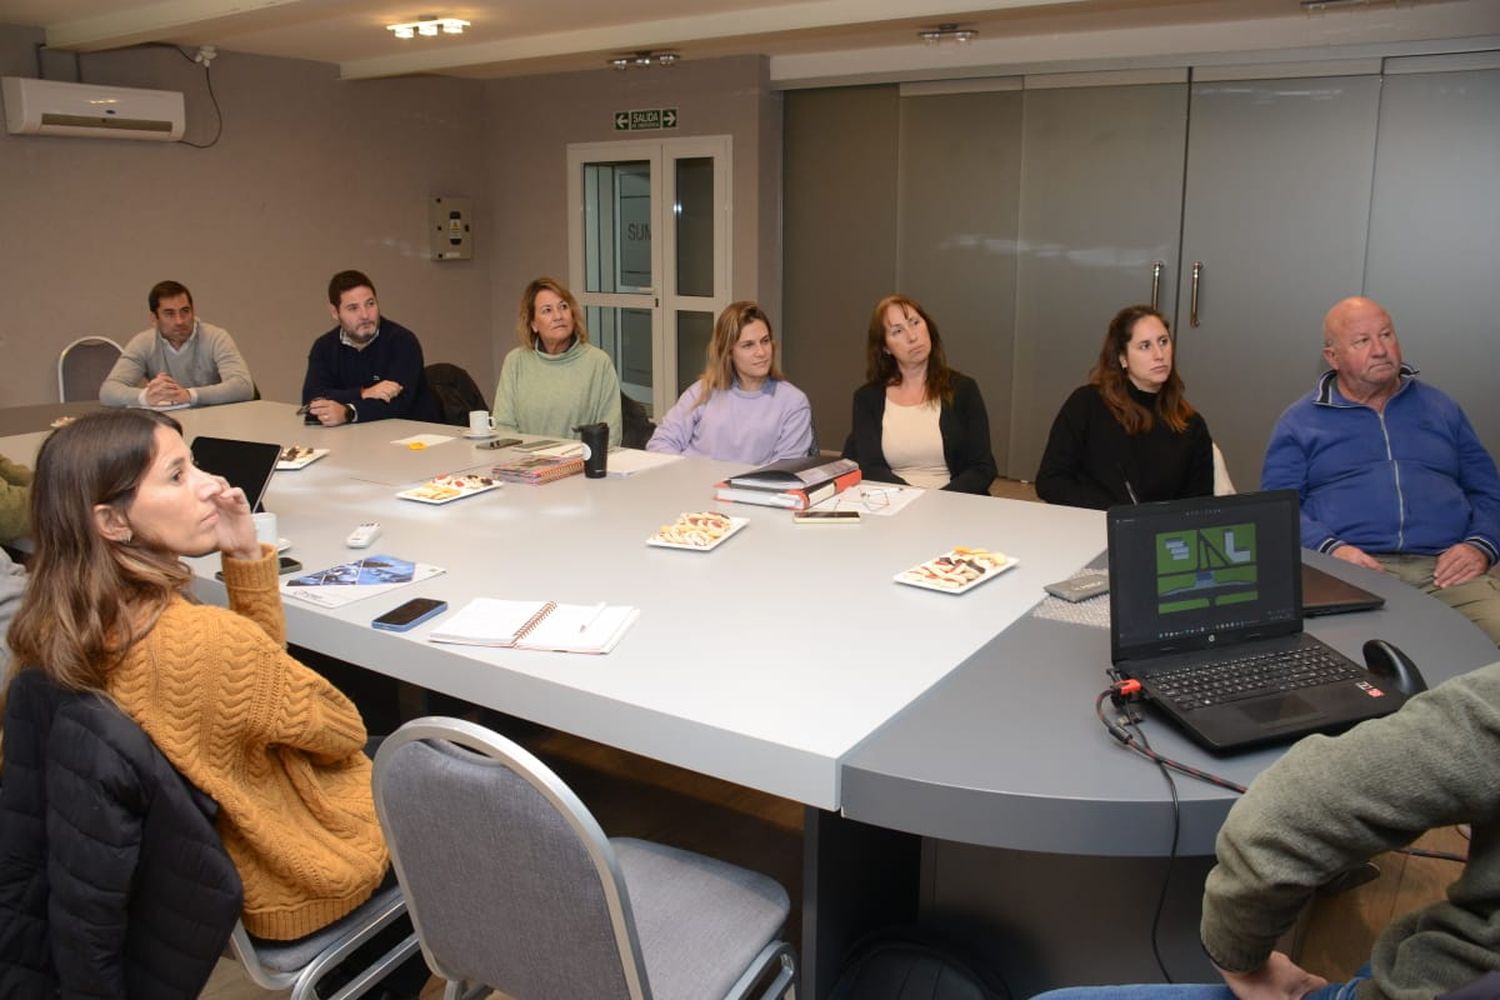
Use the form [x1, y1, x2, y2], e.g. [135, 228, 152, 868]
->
[2, 399, 1494, 996]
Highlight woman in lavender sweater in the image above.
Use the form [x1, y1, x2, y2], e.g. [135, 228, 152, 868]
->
[647, 302, 814, 464]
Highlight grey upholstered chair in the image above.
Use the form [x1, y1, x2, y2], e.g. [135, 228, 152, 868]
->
[226, 884, 421, 1000]
[56, 336, 123, 401]
[372, 717, 799, 1000]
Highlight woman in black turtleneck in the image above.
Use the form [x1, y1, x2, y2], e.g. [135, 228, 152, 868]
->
[1035, 305, 1213, 509]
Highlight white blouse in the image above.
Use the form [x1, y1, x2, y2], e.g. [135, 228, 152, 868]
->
[881, 397, 949, 490]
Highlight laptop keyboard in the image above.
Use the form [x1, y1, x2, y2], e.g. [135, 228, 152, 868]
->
[1150, 645, 1364, 712]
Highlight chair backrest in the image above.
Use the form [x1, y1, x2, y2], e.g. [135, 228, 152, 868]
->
[424, 363, 488, 426]
[621, 391, 655, 449]
[373, 718, 651, 999]
[57, 337, 123, 402]
[1212, 441, 1236, 495]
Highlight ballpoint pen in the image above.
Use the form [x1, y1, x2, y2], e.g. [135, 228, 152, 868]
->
[578, 602, 607, 633]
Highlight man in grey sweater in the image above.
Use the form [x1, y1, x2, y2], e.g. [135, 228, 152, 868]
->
[99, 280, 255, 407]
[1035, 660, 1500, 999]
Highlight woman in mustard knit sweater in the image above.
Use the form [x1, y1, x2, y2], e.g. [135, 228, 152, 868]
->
[5, 409, 387, 942]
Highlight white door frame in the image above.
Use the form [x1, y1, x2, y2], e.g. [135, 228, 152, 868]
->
[567, 135, 732, 415]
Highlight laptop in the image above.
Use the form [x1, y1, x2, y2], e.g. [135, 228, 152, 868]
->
[1301, 564, 1385, 617]
[190, 436, 282, 513]
[1107, 490, 1405, 753]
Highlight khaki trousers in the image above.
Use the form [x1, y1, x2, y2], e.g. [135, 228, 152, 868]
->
[1372, 553, 1500, 647]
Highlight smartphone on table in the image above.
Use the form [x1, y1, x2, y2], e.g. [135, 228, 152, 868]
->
[792, 510, 861, 524]
[372, 598, 449, 632]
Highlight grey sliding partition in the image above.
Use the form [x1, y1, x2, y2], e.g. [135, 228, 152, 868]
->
[1007, 72, 1190, 481]
[1173, 64, 1382, 489]
[1364, 56, 1500, 454]
[895, 82, 1023, 475]
[782, 85, 901, 452]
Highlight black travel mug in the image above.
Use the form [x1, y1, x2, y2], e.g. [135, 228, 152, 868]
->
[575, 422, 609, 478]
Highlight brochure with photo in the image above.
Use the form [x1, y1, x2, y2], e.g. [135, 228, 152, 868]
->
[282, 554, 444, 608]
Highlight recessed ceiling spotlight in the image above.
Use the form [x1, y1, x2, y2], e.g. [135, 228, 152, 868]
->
[387, 16, 470, 40]
[608, 50, 681, 70]
[917, 23, 978, 44]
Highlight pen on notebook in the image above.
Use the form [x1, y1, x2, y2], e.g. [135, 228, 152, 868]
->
[578, 602, 607, 633]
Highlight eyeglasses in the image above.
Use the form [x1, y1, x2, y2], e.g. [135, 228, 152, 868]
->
[830, 486, 899, 513]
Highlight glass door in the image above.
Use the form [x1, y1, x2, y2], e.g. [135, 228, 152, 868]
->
[569, 136, 731, 417]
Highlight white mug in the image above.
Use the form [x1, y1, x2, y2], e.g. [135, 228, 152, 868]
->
[252, 511, 278, 549]
[468, 410, 496, 435]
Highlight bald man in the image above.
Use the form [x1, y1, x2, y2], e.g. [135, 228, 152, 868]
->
[1262, 296, 1500, 644]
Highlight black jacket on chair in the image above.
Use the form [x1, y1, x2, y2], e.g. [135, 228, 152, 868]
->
[0, 669, 243, 998]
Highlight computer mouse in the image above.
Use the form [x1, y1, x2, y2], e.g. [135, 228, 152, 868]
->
[1362, 639, 1428, 697]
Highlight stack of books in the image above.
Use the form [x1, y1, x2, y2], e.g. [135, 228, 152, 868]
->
[492, 454, 585, 485]
[714, 456, 862, 510]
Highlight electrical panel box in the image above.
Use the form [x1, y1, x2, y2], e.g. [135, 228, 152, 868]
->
[429, 196, 473, 260]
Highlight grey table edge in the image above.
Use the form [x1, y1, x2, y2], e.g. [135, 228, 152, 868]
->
[839, 548, 1499, 857]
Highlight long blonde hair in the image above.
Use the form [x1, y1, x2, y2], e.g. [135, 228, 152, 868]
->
[696, 301, 784, 408]
[5, 410, 193, 708]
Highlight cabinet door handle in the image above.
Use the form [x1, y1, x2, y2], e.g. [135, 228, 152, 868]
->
[1190, 261, 1203, 327]
[1151, 261, 1164, 310]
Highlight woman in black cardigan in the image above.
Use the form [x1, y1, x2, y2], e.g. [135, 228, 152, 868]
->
[1035, 304, 1212, 509]
[842, 294, 997, 495]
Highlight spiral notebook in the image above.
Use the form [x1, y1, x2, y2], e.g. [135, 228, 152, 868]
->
[429, 597, 639, 654]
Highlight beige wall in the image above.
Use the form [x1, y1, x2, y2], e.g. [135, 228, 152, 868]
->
[0, 25, 492, 407]
[480, 55, 782, 386]
[0, 34, 782, 412]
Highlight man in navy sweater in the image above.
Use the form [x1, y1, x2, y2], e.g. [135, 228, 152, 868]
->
[1262, 296, 1500, 644]
[301, 270, 441, 425]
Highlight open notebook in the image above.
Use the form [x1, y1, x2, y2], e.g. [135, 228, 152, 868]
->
[430, 598, 639, 654]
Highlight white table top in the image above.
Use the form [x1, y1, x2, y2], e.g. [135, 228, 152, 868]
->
[1, 400, 1105, 810]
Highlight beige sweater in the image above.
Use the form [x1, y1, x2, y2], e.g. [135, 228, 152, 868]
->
[106, 546, 387, 939]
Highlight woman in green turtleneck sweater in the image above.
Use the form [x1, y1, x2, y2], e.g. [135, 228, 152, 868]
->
[492, 277, 623, 447]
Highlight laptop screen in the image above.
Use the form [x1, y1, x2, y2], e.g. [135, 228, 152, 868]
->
[1108, 490, 1303, 660]
[190, 436, 282, 513]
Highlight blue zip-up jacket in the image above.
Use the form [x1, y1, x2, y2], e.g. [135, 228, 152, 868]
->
[1261, 365, 1500, 565]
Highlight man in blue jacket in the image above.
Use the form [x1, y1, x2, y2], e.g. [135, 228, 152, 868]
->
[1262, 296, 1500, 644]
[301, 270, 441, 425]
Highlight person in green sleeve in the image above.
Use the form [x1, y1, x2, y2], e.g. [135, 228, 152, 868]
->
[0, 455, 29, 544]
[492, 277, 623, 446]
[1033, 660, 1500, 999]
[1, 453, 32, 670]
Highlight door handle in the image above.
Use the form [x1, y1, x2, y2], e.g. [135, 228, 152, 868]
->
[1189, 261, 1203, 328]
[1150, 261, 1164, 311]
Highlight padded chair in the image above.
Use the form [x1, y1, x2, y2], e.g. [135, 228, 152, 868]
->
[373, 717, 799, 1000]
[621, 390, 655, 449]
[226, 885, 421, 1000]
[57, 336, 123, 401]
[425, 363, 488, 426]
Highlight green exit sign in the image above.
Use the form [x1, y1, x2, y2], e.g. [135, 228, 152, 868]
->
[613, 108, 679, 131]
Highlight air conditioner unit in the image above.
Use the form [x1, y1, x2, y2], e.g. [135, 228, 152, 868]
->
[2, 76, 185, 141]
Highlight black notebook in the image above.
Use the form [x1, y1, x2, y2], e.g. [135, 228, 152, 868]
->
[1106, 491, 1406, 753]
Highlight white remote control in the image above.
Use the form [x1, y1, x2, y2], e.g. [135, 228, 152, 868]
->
[346, 521, 381, 548]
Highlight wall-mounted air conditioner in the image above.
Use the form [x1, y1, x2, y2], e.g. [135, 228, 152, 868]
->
[2, 76, 185, 141]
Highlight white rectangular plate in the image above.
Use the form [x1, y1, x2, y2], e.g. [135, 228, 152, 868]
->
[277, 447, 329, 471]
[894, 549, 1019, 594]
[397, 474, 503, 505]
[646, 514, 748, 552]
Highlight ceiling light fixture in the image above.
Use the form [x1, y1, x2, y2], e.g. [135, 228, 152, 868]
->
[608, 50, 680, 70]
[918, 23, 978, 45]
[387, 16, 470, 40]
